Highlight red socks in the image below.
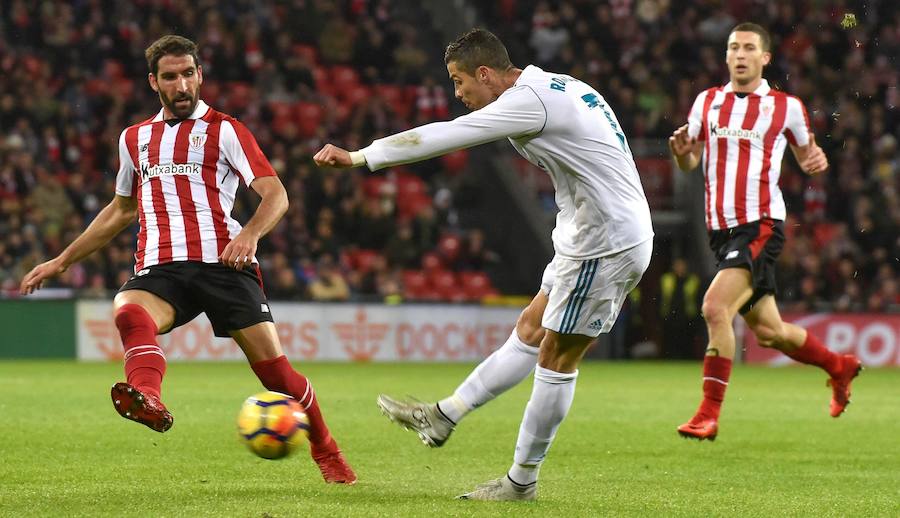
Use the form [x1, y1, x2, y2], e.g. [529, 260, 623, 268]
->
[251, 355, 335, 453]
[696, 355, 732, 421]
[115, 304, 165, 398]
[783, 332, 841, 377]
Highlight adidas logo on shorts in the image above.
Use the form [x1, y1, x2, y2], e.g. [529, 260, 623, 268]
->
[260, 304, 270, 313]
[588, 319, 604, 330]
[725, 250, 739, 260]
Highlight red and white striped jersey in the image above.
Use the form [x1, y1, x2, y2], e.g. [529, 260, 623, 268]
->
[115, 100, 276, 271]
[687, 80, 811, 230]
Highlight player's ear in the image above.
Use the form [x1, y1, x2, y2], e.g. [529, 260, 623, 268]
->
[761, 51, 772, 66]
[197, 65, 203, 85]
[148, 72, 159, 92]
[477, 65, 490, 84]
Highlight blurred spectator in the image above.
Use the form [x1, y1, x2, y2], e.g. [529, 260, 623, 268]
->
[659, 258, 703, 359]
[309, 255, 350, 301]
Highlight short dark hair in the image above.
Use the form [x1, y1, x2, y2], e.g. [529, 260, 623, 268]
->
[145, 35, 200, 75]
[730, 22, 771, 52]
[444, 28, 514, 76]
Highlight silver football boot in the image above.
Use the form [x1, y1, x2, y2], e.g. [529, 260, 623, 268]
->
[376, 394, 455, 447]
[457, 475, 537, 501]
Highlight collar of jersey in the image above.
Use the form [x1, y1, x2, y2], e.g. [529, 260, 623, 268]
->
[152, 100, 210, 123]
[723, 79, 770, 96]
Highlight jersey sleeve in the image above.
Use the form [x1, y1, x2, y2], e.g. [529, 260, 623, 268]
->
[783, 96, 812, 146]
[360, 85, 547, 171]
[115, 128, 138, 197]
[687, 91, 708, 141]
[220, 119, 277, 185]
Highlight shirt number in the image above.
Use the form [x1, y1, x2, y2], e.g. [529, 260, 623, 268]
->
[581, 93, 630, 155]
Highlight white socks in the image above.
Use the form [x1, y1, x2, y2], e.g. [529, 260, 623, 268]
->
[436, 330, 538, 424]
[507, 365, 578, 486]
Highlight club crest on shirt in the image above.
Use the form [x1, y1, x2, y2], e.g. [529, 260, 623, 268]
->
[189, 133, 207, 149]
[760, 98, 775, 118]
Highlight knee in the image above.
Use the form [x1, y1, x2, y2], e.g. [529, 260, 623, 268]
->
[114, 304, 157, 334]
[701, 299, 732, 328]
[516, 312, 545, 347]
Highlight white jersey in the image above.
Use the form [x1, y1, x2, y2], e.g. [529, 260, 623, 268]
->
[360, 65, 653, 260]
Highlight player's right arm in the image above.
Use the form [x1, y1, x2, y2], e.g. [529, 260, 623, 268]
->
[669, 90, 709, 172]
[669, 124, 702, 171]
[20, 194, 137, 295]
[314, 86, 546, 170]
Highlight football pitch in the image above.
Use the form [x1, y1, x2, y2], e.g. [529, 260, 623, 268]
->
[1, 361, 897, 517]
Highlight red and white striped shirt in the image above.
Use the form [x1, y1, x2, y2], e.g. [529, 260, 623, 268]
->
[687, 79, 811, 230]
[115, 101, 276, 271]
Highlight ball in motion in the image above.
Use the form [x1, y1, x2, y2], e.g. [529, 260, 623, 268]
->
[237, 391, 310, 460]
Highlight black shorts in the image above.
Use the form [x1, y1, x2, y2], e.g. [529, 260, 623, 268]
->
[119, 261, 274, 337]
[708, 219, 785, 314]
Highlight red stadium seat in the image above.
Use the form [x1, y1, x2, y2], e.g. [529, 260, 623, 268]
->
[226, 82, 253, 111]
[401, 269, 429, 299]
[428, 269, 458, 297]
[294, 102, 323, 138]
[421, 252, 443, 272]
[442, 149, 469, 174]
[331, 65, 360, 92]
[351, 249, 380, 273]
[460, 271, 494, 300]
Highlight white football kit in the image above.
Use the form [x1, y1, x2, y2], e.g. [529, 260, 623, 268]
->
[361, 65, 654, 336]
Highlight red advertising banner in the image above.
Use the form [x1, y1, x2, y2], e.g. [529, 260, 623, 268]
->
[743, 313, 900, 367]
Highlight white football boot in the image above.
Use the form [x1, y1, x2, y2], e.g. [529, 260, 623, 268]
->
[457, 475, 537, 501]
[376, 394, 455, 447]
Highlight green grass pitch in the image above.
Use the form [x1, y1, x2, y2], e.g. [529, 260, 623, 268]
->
[1, 361, 897, 517]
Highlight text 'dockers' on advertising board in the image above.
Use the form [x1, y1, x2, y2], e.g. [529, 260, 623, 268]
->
[77, 300, 519, 362]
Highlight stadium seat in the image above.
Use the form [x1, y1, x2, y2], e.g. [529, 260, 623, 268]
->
[421, 252, 443, 272]
[401, 269, 429, 299]
[294, 102, 323, 138]
[351, 249, 381, 273]
[460, 271, 494, 300]
[441, 149, 469, 174]
[429, 269, 459, 299]
[226, 82, 253, 111]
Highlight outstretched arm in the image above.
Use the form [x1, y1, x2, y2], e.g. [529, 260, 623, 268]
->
[314, 86, 546, 171]
[20, 195, 137, 295]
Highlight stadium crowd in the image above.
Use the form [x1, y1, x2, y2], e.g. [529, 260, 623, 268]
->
[480, 0, 900, 313]
[0, 0, 499, 303]
[1, 0, 897, 314]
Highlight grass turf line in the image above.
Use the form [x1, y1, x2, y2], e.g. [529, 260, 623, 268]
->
[0, 361, 897, 517]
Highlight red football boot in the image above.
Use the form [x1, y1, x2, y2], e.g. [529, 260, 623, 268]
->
[311, 440, 357, 484]
[677, 417, 719, 441]
[111, 382, 173, 433]
[827, 354, 862, 418]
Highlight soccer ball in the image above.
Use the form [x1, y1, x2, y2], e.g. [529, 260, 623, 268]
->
[237, 391, 310, 460]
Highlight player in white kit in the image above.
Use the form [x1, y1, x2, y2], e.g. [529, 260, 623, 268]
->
[314, 28, 654, 501]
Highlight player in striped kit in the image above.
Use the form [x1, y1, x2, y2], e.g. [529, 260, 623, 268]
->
[668, 23, 862, 441]
[19, 35, 355, 483]
[315, 29, 653, 500]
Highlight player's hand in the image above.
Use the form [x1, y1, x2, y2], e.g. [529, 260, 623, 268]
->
[220, 231, 258, 271]
[668, 124, 696, 157]
[313, 144, 353, 168]
[20, 257, 67, 295]
[800, 133, 828, 175]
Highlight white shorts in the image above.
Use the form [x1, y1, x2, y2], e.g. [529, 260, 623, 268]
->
[540, 239, 652, 337]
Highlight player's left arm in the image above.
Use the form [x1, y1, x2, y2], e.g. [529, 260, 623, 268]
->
[785, 96, 828, 175]
[314, 86, 546, 171]
[219, 120, 288, 270]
